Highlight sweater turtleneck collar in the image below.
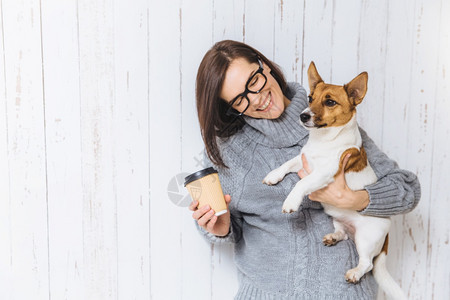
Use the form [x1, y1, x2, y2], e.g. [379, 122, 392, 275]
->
[242, 82, 309, 148]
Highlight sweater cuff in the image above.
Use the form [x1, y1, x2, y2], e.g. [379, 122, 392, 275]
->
[360, 180, 405, 217]
[194, 220, 235, 244]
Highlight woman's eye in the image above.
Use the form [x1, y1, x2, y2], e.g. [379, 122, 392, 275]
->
[235, 97, 244, 106]
[249, 77, 258, 87]
[325, 99, 337, 107]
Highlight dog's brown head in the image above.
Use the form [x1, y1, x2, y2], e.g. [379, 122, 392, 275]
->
[300, 61, 368, 129]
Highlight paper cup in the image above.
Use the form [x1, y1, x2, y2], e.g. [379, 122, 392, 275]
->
[184, 167, 227, 216]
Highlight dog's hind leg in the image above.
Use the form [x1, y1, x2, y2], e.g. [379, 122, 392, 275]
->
[323, 219, 348, 246]
[345, 224, 387, 283]
[345, 252, 373, 283]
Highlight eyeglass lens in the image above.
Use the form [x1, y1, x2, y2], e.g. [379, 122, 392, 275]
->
[247, 72, 265, 93]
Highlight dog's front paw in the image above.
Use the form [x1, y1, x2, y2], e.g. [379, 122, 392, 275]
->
[282, 202, 298, 214]
[323, 232, 348, 246]
[262, 169, 286, 186]
[281, 193, 303, 213]
[323, 234, 338, 246]
[345, 268, 363, 284]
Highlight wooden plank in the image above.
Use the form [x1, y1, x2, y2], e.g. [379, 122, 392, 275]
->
[148, 0, 184, 299]
[40, 0, 84, 298]
[1, 0, 49, 298]
[77, 0, 118, 298]
[0, 1, 12, 298]
[426, 0, 450, 298]
[397, 0, 440, 298]
[113, 0, 151, 298]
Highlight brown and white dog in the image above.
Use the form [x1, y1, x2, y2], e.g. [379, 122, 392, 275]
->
[263, 62, 406, 299]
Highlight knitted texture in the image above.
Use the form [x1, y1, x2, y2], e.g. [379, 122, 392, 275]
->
[196, 82, 421, 299]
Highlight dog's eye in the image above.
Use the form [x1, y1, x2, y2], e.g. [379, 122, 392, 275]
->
[308, 96, 313, 103]
[325, 99, 337, 107]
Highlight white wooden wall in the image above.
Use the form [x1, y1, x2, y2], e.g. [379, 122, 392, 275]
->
[0, 0, 448, 299]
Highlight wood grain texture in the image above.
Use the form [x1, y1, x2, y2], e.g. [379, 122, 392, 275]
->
[113, 0, 150, 298]
[1, 0, 49, 298]
[148, 0, 185, 299]
[41, 0, 84, 298]
[0, 0, 447, 299]
[78, 0, 118, 298]
[0, 1, 12, 299]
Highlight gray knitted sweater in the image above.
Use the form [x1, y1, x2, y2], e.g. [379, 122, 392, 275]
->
[197, 82, 421, 299]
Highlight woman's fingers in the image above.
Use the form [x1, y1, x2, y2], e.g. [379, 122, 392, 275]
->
[224, 194, 232, 210]
[335, 154, 351, 183]
[197, 208, 215, 227]
[298, 154, 311, 178]
[301, 153, 311, 173]
[341, 154, 351, 174]
[192, 204, 210, 220]
[205, 215, 218, 231]
[188, 200, 199, 211]
[298, 169, 308, 178]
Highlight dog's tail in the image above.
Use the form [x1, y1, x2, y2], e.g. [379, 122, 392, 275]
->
[373, 251, 407, 300]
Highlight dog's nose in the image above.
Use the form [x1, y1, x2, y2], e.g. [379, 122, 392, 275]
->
[300, 113, 311, 123]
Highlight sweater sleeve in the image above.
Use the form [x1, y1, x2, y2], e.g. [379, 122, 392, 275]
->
[359, 128, 421, 217]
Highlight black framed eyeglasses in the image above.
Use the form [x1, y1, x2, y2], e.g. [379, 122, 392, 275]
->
[225, 58, 267, 117]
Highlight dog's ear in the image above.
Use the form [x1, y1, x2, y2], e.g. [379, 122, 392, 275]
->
[307, 61, 323, 93]
[344, 72, 368, 106]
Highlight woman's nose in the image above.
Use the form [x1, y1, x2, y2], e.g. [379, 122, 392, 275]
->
[247, 92, 263, 104]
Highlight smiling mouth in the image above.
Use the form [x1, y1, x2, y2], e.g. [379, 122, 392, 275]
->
[256, 92, 272, 111]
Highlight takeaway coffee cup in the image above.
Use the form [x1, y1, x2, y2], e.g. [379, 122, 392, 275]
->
[184, 167, 227, 216]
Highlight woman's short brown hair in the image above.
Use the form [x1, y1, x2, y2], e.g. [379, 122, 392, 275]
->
[196, 40, 287, 168]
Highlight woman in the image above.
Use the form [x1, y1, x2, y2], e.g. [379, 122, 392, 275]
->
[189, 40, 420, 299]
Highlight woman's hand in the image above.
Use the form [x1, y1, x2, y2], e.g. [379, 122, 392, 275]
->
[298, 154, 369, 211]
[189, 195, 232, 237]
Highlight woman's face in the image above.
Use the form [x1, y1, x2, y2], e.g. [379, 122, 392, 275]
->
[220, 57, 289, 119]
